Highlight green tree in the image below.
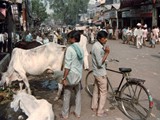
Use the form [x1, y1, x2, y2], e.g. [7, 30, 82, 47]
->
[47, 0, 89, 25]
[31, 0, 48, 22]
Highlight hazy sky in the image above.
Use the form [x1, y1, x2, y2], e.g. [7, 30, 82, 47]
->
[46, 0, 96, 14]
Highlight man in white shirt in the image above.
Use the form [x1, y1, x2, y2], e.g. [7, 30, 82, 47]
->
[79, 30, 89, 70]
[152, 26, 159, 43]
[60, 30, 84, 119]
[36, 33, 43, 44]
[135, 23, 143, 48]
[142, 24, 148, 46]
[0, 33, 4, 52]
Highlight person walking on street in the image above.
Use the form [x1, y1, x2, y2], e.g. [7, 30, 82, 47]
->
[125, 27, 132, 44]
[142, 24, 148, 46]
[90, 29, 95, 44]
[91, 31, 110, 117]
[36, 32, 43, 44]
[0, 33, 4, 52]
[122, 27, 127, 44]
[25, 31, 33, 42]
[79, 30, 89, 70]
[42, 34, 50, 44]
[60, 30, 84, 119]
[150, 30, 156, 48]
[135, 23, 143, 48]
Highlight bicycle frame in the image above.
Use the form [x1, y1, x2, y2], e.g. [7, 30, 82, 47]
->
[85, 65, 153, 120]
[106, 68, 130, 98]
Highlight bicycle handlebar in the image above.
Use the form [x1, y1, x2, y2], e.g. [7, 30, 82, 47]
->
[105, 59, 122, 74]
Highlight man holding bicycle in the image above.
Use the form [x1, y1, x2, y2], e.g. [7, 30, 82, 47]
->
[91, 30, 110, 117]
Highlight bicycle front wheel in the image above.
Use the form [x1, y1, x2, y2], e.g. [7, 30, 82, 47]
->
[120, 82, 153, 120]
[85, 70, 94, 96]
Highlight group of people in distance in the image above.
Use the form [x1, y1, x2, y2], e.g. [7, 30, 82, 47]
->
[122, 23, 160, 48]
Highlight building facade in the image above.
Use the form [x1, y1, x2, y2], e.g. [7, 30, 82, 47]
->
[90, 0, 160, 29]
[120, 0, 160, 28]
[0, 0, 32, 53]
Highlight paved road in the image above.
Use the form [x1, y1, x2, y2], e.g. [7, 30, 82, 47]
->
[54, 39, 160, 120]
[105, 40, 160, 120]
[0, 39, 159, 120]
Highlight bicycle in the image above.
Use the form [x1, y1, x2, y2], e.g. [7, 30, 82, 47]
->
[85, 59, 153, 120]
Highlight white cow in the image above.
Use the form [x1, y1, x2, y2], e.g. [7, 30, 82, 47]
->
[10, 90, 54, 120]
[0, 42, 65, 94]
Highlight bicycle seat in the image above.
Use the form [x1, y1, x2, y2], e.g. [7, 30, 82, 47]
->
[119, 68, 132, 73]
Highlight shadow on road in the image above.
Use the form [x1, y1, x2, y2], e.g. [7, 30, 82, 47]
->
[151, 54, 160, 59]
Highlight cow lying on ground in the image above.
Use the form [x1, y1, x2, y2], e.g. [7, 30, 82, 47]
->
[0, 42, 65, 95]
[14, 41, 42, 49]
[10, 90, 54, 120]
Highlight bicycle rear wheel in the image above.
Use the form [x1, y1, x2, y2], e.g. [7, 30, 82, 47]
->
[120, 82, 153, 120]
[85, 70, 94, 96]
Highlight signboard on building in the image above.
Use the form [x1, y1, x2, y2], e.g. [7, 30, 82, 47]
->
[104, 10, 117, 19]
[110, 10, 117, 18]
[106, 0, 113, 4]
[140, 5, 153, 17]
[104, 12, 110, 19]
[122, 5, 153, 18]
[122, 9, 141, 18]
[106, 0, 120, 4]
[153, 0, 156, 4]
[120, 0, 145, 8]
[122, 11, 131, 18]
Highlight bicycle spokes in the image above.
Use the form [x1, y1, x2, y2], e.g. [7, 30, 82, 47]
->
[120, 83, 152, 120]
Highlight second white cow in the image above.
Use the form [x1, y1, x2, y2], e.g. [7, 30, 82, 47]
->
[0, 42, 65, 94]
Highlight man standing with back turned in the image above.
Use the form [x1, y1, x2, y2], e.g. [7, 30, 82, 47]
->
[60, 30, 84, 119]
[91, 30, 110, 117]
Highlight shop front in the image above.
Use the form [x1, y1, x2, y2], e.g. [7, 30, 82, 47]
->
[121, 4, 154, 28]
[104, 10, 118, 28]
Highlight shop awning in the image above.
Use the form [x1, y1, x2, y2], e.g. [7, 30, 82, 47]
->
[104, 3, 120, 10]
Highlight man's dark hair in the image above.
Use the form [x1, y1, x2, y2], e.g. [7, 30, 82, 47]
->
[67, 30, 80, 42]
[96, 31, 108, 40]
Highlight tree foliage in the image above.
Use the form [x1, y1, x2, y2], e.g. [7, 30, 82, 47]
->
[31, 0, 48, 22]
[47, 0, 90, 25]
